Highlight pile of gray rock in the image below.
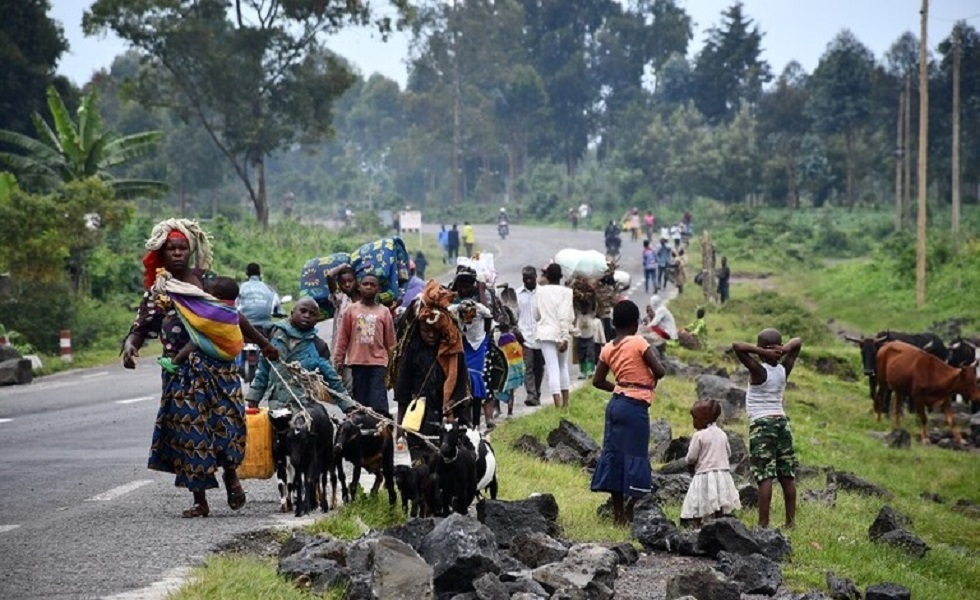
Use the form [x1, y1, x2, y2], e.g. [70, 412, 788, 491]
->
[867, 505, 929, 559]
[0, 344, 32, 386]
[275, 493, 639, 600]
[512, 420, 600, 470]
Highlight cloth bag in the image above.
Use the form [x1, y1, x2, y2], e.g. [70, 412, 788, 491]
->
[299, 252, 351, 318]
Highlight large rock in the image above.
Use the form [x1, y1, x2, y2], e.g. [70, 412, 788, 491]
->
[665, 529, 706, 556]
[868, 505, 912, 541]
[345, 536, 434, 600]
[724, 429, 748, 476]
[547, 419, 600, 457]
[885, 428, 911, 449]
[753, 527, 792, 563]
[658, 458, 690, 476]
[695, 374, 746, 422]
[952, 498, 980, 520]
[509, 532, 568, 568]
[0, 358, 32, 386]
[650, 418, 673, 447]
[663, 437, 691, 462]
[697, 517, 761, 558]
[825, 571, 861, 600]
[605, 542, 639, 565]
[532, 543, 619, 599]
[864, 583, 912, 600]
[878, 529, 929, 558]
[420, 513, 501, 597]
[829, 470, 894, 499]
[738, 485, 759, 508]
[802, 485, 837, 507]
[383, 518, 438, 552]
[504, 577, 550, 598]
[665, 568, 740, 600]
[546, 442, 585, 465]
[631, 502, 679, 552]
[0, 345, 21, 362]
[477, 496, 559, 547]
[716, 551, 782, 595]
[651, 473, 692, 504]
[471, 573, 509, 600]
[513, 434, 549, 459]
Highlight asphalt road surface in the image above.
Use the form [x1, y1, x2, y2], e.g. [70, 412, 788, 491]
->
[0, 223, 665, 600]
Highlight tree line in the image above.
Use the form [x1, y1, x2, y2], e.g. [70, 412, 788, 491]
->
[2, 0, 979, 226]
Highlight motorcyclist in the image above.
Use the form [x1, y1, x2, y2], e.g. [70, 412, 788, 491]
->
[498, 208, 509, 225]
[237, 262, 281, 338]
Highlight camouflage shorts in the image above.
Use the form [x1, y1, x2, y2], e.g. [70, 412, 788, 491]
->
[749, 416, 797, 482]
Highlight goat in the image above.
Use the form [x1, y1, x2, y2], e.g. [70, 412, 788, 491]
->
[333, 413, 397, 507]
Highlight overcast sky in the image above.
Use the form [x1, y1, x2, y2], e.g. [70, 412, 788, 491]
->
[52, 0, 980, 89]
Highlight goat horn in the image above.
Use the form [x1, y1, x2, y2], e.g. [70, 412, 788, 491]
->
[844, 335, 861, 343]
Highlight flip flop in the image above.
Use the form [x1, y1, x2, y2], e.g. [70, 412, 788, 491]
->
[223, 472, 246, 511]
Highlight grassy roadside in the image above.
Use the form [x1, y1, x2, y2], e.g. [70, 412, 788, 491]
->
[163, 206, 980, 598]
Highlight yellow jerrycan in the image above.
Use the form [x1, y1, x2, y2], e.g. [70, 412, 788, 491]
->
[402, 396, 427, 432]
[239, 407, 275, 479]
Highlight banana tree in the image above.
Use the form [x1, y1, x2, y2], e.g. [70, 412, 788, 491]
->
[0, 85, 167, 199]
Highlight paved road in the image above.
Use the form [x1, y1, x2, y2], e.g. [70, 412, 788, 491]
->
[0, 223, 664, 600]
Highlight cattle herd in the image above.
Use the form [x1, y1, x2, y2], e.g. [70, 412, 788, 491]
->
[846, 331, 980, 443]
[266, 406, 497, 519]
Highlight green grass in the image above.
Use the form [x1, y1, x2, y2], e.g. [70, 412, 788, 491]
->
[164, 204, 980, 599]
[169, 555, 344, 600]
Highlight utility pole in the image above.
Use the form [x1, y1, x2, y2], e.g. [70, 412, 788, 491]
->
[894, 88, 904, 232]
[951, 25, 961, 237]
[903, 75, 912, 229]
[451, 0, 462, 207]
[915, 0, 929, 307]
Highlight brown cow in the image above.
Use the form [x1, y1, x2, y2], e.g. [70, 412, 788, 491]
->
[875, 341, 979, 444]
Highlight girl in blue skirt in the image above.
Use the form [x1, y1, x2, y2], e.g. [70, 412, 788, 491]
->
[590, 300, 666, 525]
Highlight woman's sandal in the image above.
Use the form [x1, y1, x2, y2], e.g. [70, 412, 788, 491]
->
[181, 503, 209, 518]
[223, 472, 246, 511]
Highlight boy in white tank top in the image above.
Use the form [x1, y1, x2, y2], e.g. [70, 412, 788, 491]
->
[733, 329, 803, 529]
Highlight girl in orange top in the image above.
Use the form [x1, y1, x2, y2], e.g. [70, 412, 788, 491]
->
[590, 300, 666, 525]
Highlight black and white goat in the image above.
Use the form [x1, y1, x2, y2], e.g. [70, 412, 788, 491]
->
[436, 421, 497, 515]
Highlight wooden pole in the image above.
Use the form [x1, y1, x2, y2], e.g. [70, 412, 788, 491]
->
[903, 75, 912, 229]
[895, 89, 904, 232]
[952, 25, 961, 237]
[701, 231, 717, 304]
[915, 0, 929, 307]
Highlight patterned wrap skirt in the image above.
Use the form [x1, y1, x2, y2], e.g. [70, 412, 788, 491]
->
[590, 393, 652, 498]
[148, 351, 246, 491]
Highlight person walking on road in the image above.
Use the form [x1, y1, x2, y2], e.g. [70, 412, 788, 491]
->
[534, 263, 575, 409]
[237, 262, 280, 337]
[447, 224, 460, 261]
[438, 225, 450, 264]
[462, 221, 476, 258]
[642, 240, 658, 293]
[516, 266, 544, 407]
[655, 238, 672, 291]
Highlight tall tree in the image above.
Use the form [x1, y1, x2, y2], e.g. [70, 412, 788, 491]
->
[806, 29, 875, 207]
[0, 0, 70, 134]
[758, 62, 810, 207]
[692, 2, 771, 123]
[84, 0, 410, 227]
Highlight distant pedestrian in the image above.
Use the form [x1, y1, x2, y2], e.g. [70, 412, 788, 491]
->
[642, 240, 657, 293]
[438, 225, 449, 264]
[628, 209, 641, 241]
[656, 238, 671, 290]
[414, 251, 428, 279]
[516, 266, 543, 407]
[462, 221, 475, 257]
[643, 211, 655, 240]
[717, 256, 731, 303]
[447, 224, 460, 261]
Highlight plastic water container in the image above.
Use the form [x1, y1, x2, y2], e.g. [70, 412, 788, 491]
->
[239, 407, 274, 479]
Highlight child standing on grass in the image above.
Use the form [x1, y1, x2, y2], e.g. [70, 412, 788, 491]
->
[334, 272, 397, 417]
[681, 399, 740, 528]
[496, 321, 524, 418]
[590, 300, 666, 525]
[733, 329, 802, 529]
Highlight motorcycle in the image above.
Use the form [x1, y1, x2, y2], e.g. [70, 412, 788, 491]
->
[498, 221, 509, 239]
[605, 236, 622, 262]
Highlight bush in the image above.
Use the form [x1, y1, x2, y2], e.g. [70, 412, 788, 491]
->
[0, 279, 76, 354]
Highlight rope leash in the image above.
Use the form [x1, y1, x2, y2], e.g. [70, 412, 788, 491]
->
[263, 358, 441, 453]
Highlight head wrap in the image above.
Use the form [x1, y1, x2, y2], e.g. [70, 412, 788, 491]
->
[141, 219, 214, 289]
[415, 280, 463, 410]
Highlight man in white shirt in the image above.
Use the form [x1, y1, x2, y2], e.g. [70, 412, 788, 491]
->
[237, 262, 281, 336]
[516, 266, 543, 406]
